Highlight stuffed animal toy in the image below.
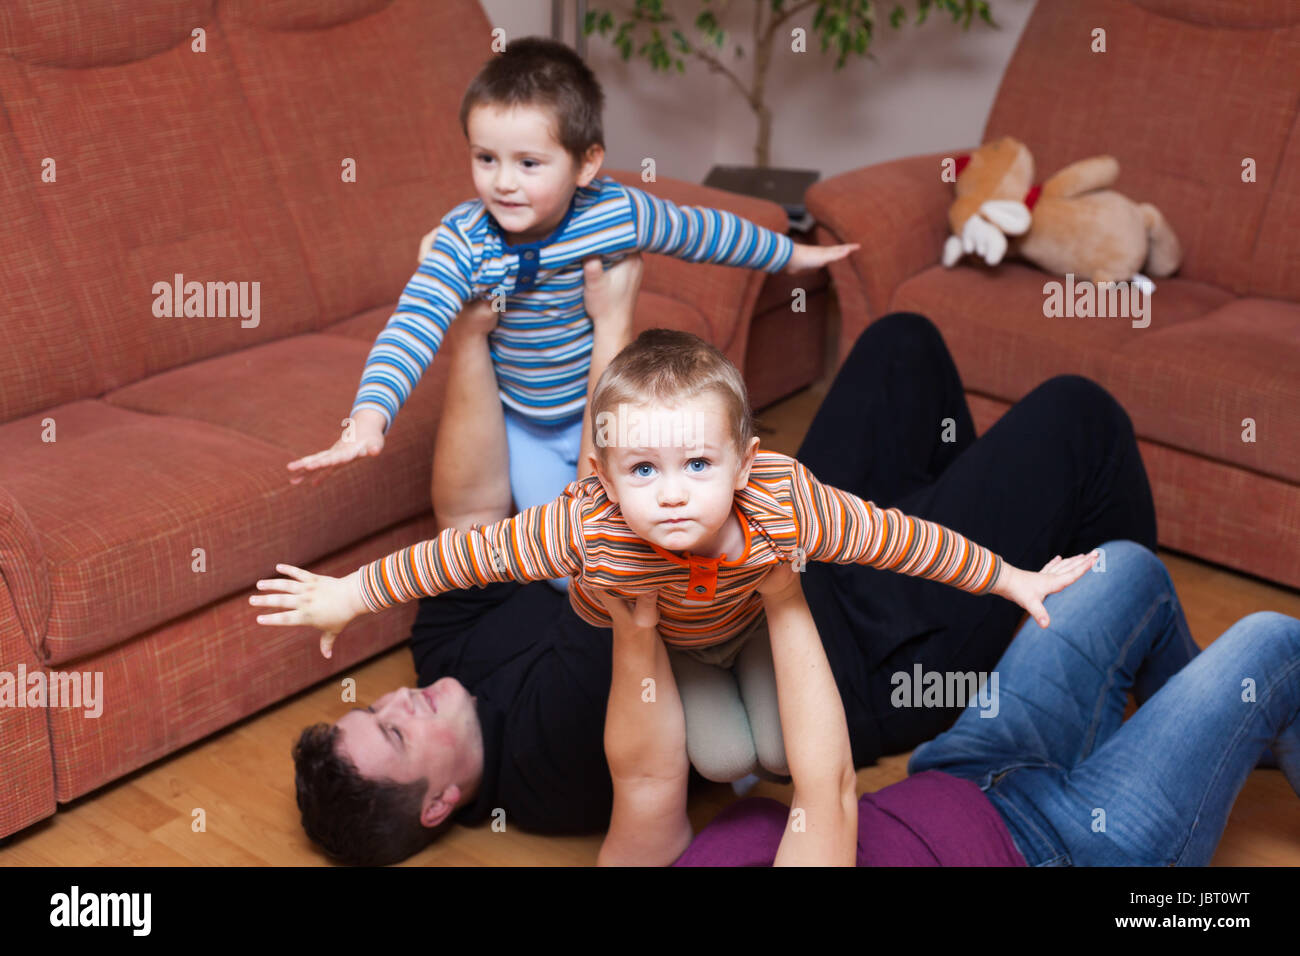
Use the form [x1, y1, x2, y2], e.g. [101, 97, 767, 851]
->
[941, 136, 1181, 292]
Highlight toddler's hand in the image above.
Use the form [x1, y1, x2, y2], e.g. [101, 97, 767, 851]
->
[993, 551, 1099, 629]
[286, 408, 387, 485]
[250, 565, 370, 659]
[783, 242, 859, 274]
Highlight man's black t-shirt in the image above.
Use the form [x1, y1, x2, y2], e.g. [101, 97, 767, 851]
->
[408, 581, 615, 834]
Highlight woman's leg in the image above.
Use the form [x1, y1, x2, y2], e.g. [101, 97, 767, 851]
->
[1054, 610, 1300, 865]
[798, 314, 1158, 761]
[908, 541, 1197, 781]
[796, 312, 976, 505]
[907, 541, 1203, 865]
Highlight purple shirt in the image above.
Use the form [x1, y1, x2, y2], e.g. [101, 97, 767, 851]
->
[672, 771, 1026, 866]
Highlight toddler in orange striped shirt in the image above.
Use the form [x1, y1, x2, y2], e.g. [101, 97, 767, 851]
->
[254, 329, 1096, 782]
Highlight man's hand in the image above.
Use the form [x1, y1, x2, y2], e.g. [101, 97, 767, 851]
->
[250, 565, 370, 659]
[783, 242, 859, 274]
[992, 551, 1099, 629]
[581, 253, 644, 332]
[417, 226, 438, 264]
[286, 408, 387, 486]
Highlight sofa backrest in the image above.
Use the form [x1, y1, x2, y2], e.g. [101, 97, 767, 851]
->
[983, 0, 1300, 299]
[0, 0, 490, 424]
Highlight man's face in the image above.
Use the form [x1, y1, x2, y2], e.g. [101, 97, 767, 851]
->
[335, 676, 481, 828]
[466, 103, 602, 245]
[593, 391, 759, 555]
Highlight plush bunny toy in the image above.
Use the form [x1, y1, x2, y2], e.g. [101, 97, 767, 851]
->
[941, 136, 1182, 293]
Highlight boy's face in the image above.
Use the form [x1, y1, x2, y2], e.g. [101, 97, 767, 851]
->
[466, 102, 603, 245]
[592, 391, 760, 556]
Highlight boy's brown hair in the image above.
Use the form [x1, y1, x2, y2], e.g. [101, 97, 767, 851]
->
[590, 329, 755, 460]
[459, 36, 605, 167]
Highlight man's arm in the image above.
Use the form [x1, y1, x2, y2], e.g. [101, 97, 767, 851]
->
[578, 255, 641, 480]
[593, 590, 693, 866]
[622, 183, 794, 273]
[351, 221, 476, 432]
[759, 564, 858, 866]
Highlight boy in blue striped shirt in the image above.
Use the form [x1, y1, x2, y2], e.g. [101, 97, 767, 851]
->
[288, 36, 856, 589]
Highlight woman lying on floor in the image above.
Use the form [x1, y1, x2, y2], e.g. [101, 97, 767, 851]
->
[600, 538, 1300, 866]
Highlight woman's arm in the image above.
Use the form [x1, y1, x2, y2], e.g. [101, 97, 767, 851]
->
[578, 255, 641, 479]
[590, 588, 693, 866]
[758, 564, 859, 866]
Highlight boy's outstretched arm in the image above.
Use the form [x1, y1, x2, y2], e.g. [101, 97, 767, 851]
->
[590, 588, 693, 867]
[621, 182, 858, 276]
[759, 563, 858, 867]
[287, 220, 476, 482]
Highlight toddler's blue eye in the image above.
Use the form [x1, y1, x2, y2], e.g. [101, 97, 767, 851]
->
[632, 463, 655, 478]
[687, 458, 710, 473]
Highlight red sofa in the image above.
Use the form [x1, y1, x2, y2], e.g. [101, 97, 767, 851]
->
[807, 0, 1300, 591]
[0, 0, 824, 839]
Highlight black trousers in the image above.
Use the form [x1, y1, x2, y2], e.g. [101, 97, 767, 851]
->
[794, 312, 1157, 766]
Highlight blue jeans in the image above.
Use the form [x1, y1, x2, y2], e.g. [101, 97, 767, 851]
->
[909, 539, 1300, 866]
[502, 404, 584, 593]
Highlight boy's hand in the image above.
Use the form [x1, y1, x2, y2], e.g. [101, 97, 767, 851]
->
[286, 408, 387, 486]
[783, 242, 859, 274]
[250, 565, 370, 659]
[992, 551, 1099, 629]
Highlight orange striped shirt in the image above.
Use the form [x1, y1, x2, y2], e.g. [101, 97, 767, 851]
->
[357, 451, 1004, 648]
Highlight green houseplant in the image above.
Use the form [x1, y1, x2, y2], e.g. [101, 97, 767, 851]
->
[584, 0, 997, 168]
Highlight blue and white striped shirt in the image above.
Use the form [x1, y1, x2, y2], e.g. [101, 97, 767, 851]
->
[350, 175, 795, 428]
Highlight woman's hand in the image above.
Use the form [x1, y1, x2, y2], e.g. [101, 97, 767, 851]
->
[756, 560, 802, 604]
[590, 586, 660, 632]
[250, 565, 371, 659]
[993, 551, 1099, 629]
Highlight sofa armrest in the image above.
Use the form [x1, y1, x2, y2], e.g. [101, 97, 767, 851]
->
[0, 482, 50, 661]
[602, 169, 789, 367]
[805, 149, 970, 367]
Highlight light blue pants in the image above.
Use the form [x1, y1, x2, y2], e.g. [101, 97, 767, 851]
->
[909, 540, 1300, 866]
[502, 404, 585, 593]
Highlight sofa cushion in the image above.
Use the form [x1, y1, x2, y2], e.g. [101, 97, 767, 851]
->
[0, 117, 94, 422]
[2, 334, 447, 665]
[1109, 298, 1300, 483]
[0, 2, 320, 395]
[983, 0, 1300, 294]
[321, 288, 714, 349]
[891, 262, 1235, 396]
[218, 0, 489, 325]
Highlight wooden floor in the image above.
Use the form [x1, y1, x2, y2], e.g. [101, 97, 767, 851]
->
[3, 383, 1298, 866]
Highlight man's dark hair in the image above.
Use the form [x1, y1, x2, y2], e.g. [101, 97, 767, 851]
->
[293, 723, 455, 866]
[459, 35, 605, 165]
